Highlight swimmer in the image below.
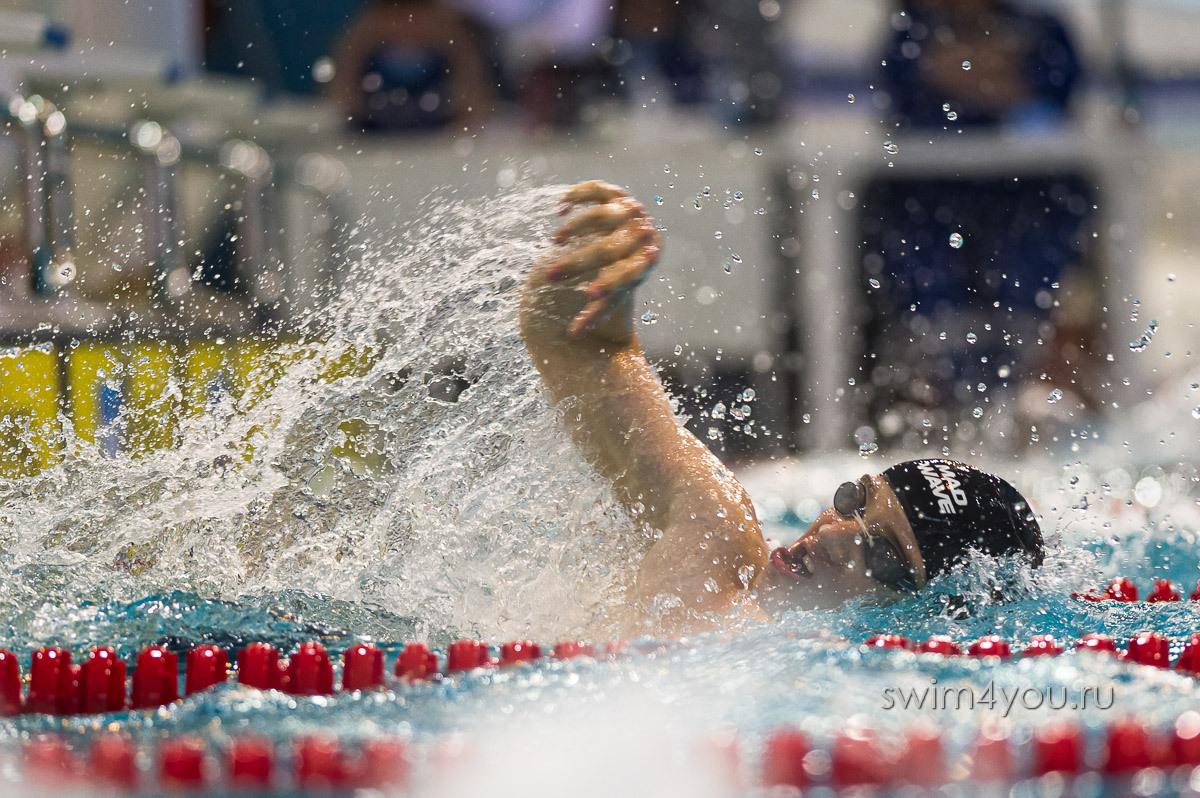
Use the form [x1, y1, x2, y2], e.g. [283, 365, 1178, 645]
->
[519, 181, 1043, 634]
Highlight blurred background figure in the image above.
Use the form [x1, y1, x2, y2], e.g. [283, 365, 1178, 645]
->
[883, 0, 1079, 131]
[326, 0, 493, 132]
[859, 0, 1102, 447]
[450, 0, 613, 130]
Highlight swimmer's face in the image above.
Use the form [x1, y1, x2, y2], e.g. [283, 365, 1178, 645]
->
[768, 475, 926, 609]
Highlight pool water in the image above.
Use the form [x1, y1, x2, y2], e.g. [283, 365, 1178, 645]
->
[2, 186, 1200, 795]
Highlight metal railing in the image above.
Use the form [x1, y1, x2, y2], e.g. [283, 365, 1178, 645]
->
[1, 96, 349, 342]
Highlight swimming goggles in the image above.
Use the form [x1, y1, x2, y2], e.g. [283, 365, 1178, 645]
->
[832, 480, 917, 593]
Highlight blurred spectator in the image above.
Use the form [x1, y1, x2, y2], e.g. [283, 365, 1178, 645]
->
[327, 0, 493, 132]
[614, 0, 707, 107]
[452, 0, 613, 129]
[860, 0, 1101, 446]
[883, 0, 1080, 130]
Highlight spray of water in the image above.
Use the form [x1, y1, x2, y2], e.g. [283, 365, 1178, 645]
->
[0, 185, 648, 644]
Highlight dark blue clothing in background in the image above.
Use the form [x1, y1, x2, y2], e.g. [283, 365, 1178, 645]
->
[882, 5, 1081, 131]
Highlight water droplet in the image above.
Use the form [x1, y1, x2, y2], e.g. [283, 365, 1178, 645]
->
[673, 344, 683, 356]
[801, 413, 811, 424]
[753, 147, 763, 156]
[730, 253, 741, 263]
[938, 331, 948, 341]
[811, 189, 819, 200]
[946, 110, 958, 121]
[972, 406, 983, 418]
[693, 198, 702, 210]
[1192, 407, 1200, 420]
[997, 365, 1011, 378]
[943, 102, 951, 112]
[707, 427, 720, 440]
[949, 232, 964, 249]
[1048, 388, 1063, 404]
[712, 402, 727, 420]
[883, 140, 899, 155]
[961, 60, 972, 70]
[664, 164, 671, 172]
[847, 93, 855, 103]
[742, 388, 756, 401]
[858, 442, 879, 457]
[723, 262, 732, 274]
[1130, 299, 1140, 322]
[714, 231, 723, 240]
[716, 506, 728, 519]
[966, 332, 977, 344]
[1130, 320, 1158, 352]
[641, 311, 659, 325]
[653, 195, 663, 205]
[1030, 430, 1040, 442]
[1168, 273, 1177, 282]
[703, 577, 720, 593]
[733, 191, 744, 202]
[869, 278, 881, 289]
[702, 186, 711, 197]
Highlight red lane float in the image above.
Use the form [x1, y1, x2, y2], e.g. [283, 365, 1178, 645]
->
[228, 736, 274, 789]
[500, 640, 542, 665]
[131, 646, 178, 709]
[1073, 576, 1200, 603]
[7, 626, 1200, 719]
[237, 642, 281, 690]
[342, 643, 386, 691]
[14, 735, 411, 794]
[90, 735, 138, 790]
[967, 636, 1011, 659]
[395, 643, 438, 681]
[863, 634, 909, 650]
[1125, 631, 1170, 668]
[20, 716, 1200, 794]
[1023, 635, 1063, 657]
[916, 636, 961, 655]
[283, 642, 334, 696]
[184, 645, 227, 696]
[1077, 633, 1118, 654]
[0, 648, 21, 715]
[1031, 723, 1083, 776]
[761, 729, 809, 789]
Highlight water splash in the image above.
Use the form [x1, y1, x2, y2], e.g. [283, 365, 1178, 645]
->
[0, 186, 645, 644]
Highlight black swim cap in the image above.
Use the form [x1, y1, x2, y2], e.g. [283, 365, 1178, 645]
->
[881, 459, 1043, 578]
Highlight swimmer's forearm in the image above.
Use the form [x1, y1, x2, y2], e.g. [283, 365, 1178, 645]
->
[530, 339, 693, 527]
[530, 340, 764, 562]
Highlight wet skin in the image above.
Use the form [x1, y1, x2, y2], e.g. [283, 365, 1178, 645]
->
[761, 475, 927, 611]
[519, 182, 927, 635]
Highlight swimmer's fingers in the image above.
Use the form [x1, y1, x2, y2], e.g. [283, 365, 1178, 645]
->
[556, 180, 631, 215]
[567, 296, 618, 339]
[585, 244, 660, 299]
[545, 218, 651, 283]
[553, 198, 642, 244]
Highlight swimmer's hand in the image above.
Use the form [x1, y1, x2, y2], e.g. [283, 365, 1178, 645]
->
[520, 181, 661, 350]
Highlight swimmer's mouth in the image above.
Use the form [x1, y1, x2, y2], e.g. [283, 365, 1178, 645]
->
[770, 544, 816, 582]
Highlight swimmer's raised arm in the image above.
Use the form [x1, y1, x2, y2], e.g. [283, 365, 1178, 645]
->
[519, 181, 769, 633]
